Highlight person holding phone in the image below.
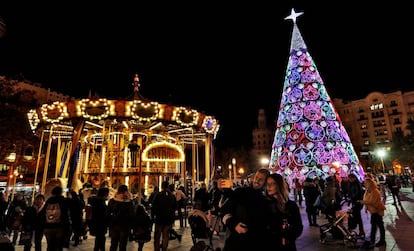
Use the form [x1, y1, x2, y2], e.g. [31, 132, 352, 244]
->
[221, 168, 270, 251]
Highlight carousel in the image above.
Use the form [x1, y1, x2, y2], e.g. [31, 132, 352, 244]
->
[26, 74, 220, 199]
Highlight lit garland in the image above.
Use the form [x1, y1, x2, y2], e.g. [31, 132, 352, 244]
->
[27, 109, 40, 131]
[30, 99, 218, 136]
[172, 107, 199, 127]
[141, 141, 185, 162]
[128, 100, 160, 121]
[270, 10, 365, 182]
[40, 101, 68, 123]
[202, 116, 219, 135]
[78, 98, 113, 120]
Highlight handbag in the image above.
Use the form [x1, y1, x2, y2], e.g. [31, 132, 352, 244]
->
[313, 194, 321, 207]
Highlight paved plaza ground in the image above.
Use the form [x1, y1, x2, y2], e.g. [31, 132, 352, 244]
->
[13, 187, 414, 251]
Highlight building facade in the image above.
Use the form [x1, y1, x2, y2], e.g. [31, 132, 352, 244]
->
[251, 109, 274, 167]
[333, 90, 414, 159]
[0, 76, 71, 103]
[0, 76, 70, 197]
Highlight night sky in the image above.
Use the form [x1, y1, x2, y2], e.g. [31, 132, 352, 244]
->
[0, 2, 412, 149]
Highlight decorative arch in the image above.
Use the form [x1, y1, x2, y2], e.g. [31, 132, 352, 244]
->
[142, 141, 185, 162]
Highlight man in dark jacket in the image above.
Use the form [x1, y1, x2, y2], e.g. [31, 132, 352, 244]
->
[302, 177, 320, 227]
[151, 181, 178, 251]
[6, 192, 27, 245]
[107, 185, 134, 251]
[222, 168, 270, 251]
[25, 194, 45, 251]
[88, 187, 109, 251]
[193, 183, 210, 212]
[347, 173, 365, 237]
[388, 175, 402, 205]
[0, 191, 9, 232]
[68, 189, 84, 246]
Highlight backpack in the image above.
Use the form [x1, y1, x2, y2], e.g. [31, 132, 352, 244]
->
[132, 205, 152, 242]
[46, 202, 62, 223]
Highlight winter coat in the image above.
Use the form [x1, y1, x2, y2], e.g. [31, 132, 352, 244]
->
[264, 198, 303, 251]
[151, 189, 176, 226]
[302, 180, 320, 213]
[361, 186, 386, 216]
[222, 186, 268, 251]
[132, 204, 152, 242]
[41, 195, 70, 230]
[87, 195, 109, 236]
[107, 191, 135, 230]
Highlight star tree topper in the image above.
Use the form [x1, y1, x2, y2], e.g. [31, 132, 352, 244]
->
[284, 8, 303, 23]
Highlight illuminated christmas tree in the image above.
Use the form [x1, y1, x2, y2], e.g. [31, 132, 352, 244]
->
[269, 9, 365, 182]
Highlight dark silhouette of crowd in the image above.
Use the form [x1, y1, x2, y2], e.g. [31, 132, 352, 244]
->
[0, 170, 412, 251]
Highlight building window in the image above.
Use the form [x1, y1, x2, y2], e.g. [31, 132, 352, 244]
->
[371, 111, 384, 118]
[375, 129, 387, 136]
[361, 123, 367, 129]
[370, 103, 384, 111]
[373, 120, 386, 127]
[390, 100, 397, 106]
[394, 118, 401, 125]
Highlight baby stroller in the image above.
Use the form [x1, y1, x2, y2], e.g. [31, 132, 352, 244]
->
[188, 209, 215, 251]
[319, 203, 358, 246]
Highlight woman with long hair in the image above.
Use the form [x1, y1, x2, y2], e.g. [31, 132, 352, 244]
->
[358, 177, 386, 248]
[265, 173, 303, 250]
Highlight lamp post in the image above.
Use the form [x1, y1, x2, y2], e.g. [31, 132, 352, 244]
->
[238, 167, 244, 179]
[137, 145, 142, 205]
[331, 161, 340, 175]
[260, 157, 269, 168]
[10, 168, 21, 202]
[232, 158, 237, 181]
[228, 164, 232, 180]
[377, 149, 386, 173]
[6, 152, 16, 200]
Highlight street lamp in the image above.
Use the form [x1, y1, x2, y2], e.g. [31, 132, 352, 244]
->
[238, 167, 245, 178]
[6, 152, 16, 200]
[331, 161, 340, 175]
[260, 157, 269, 168]
[232, 158, 237, 181]
[377, 149, 386, 173]
[11, 168, 21, 202]
[228, 164, 232, 180]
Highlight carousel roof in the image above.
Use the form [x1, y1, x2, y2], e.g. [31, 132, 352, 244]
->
[26, 74, 220, 145]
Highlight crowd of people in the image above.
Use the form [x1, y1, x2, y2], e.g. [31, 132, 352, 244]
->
[0, 170, 410, 251]
[293, 171, 407, 249]
[0, 183, 183, 251]
[214, 170, 409, 250]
